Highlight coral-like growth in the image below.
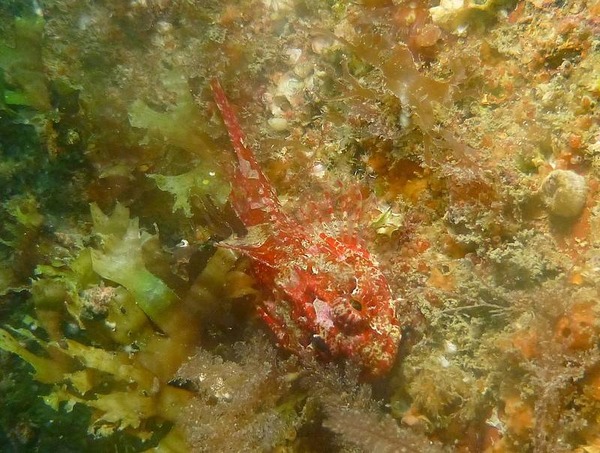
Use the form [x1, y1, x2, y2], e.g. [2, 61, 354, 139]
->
[324, 406, 445, 453]
[176, 337, 300, 452]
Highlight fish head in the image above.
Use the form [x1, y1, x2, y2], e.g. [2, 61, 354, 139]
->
[307, 248, 402, 378]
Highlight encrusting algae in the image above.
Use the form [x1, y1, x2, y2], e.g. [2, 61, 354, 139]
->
[1, 0, 600, 452]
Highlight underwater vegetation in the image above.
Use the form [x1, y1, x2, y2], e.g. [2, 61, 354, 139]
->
[1, 0, 600, 452]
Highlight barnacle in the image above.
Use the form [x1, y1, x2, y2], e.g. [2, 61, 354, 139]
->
[540, 169, 588, 218]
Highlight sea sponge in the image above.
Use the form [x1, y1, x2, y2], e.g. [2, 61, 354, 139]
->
[540, 169, 588, 218]
[501, 394, 535, 438]
[554, 302, 597, 351]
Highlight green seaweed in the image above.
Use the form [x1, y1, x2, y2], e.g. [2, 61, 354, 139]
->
[0, 16, 49, 110]
[128, 71, 212, 156]
[89, 203, 178, 331]
[148, 166, 230, 218]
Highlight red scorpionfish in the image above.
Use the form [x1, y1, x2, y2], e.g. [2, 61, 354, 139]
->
[211, 79, 401, 378]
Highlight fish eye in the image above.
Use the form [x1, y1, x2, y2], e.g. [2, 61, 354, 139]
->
[331, 296, 367, 332]
[350, 298, 362, 311]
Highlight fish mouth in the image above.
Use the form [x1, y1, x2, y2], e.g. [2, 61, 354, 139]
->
[354, 330, 402, 378]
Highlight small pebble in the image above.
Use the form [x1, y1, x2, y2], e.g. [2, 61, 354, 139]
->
[268, 117, 289, 131]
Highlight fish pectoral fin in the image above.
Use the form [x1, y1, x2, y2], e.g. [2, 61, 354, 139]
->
[217, 223, 276, 265]
[220, 223, 273, 249]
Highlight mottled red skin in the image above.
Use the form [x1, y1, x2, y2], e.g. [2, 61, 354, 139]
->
[211, 79, 401, 378]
